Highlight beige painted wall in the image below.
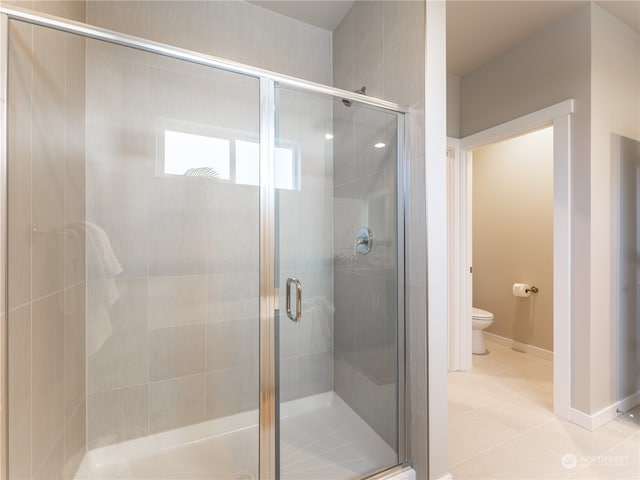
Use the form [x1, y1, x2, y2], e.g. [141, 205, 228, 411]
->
[472, 127, 554, 351]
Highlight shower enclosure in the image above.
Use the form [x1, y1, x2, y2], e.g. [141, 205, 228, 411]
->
[0, 5, 413, 480]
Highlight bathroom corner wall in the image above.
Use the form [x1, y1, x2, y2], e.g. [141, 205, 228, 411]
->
[333, 0, 426, 475]
[472, 127, 554, 352]
[4, 1, 87, 479]
[84, 0, 334, 448]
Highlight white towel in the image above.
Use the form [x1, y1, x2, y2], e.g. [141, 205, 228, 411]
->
[69, 221, 123, 355]
[84, 221, 123, 278]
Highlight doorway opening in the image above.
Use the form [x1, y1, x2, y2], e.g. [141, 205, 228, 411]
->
[471, 126, 554, 363]
[447, 100, 574, 419]
[446, 101, 574, 475]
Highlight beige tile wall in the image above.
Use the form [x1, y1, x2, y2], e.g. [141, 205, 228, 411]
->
[84, 0, 334, 449]
[4, 1, 87, 479]
[83, 41, 262, 448]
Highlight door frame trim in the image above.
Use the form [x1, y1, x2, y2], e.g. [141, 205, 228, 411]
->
[448, 99, 574, 419]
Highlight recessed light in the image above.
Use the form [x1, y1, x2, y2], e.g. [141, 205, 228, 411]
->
[325, 133, 334, 140]
[374, 142, 385, 149]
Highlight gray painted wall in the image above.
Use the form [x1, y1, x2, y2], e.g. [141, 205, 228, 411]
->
[447, 74, 461, 138]
[616, 135, 640, 403]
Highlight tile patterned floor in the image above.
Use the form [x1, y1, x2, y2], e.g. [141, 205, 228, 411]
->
[448, 340, 640, 479]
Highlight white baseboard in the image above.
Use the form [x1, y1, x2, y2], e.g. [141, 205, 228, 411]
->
[484, 332, 553, 361]
[568, 407, 597, 430]
[569, 390, 640, 431]
[618, 390, 640, 413]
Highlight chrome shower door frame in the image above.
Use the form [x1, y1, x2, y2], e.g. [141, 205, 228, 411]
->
[396, 112, 408, 466]
[0, 6, 411, 480]
[259, 76, 278, 480]
[0, 12, 9, 480]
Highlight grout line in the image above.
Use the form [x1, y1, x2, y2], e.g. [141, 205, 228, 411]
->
[448, 416, 557, 469]
[449, 341, 558, 471]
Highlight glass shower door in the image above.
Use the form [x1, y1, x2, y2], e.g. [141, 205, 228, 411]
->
[5, 19, 262, 479]
[275, 85, 402, 479]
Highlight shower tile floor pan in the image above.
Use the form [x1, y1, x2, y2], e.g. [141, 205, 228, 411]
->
[75, 392, 397, 480]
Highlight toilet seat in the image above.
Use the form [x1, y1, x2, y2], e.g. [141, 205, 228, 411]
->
[472, 307, 493, 320]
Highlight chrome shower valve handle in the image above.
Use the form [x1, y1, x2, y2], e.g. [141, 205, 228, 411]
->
[354, 227, 373, 255]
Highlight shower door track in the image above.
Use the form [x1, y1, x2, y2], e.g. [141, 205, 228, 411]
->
[0, 5, 411, 480]
[0, 5, 406, 114]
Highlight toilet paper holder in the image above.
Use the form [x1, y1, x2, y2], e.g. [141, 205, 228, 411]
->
[513, 283, 539, 297]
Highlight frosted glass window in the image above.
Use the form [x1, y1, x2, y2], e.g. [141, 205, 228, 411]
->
[275, 148, 295, 190]
[235, 140, 260, 186]
[164, 130, 230, 178]
[235, 139, 298, 189]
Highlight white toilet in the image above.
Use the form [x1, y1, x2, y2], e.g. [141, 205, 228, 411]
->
[472, 307, 494, 354]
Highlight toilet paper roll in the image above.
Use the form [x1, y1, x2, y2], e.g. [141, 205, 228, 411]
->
[512, 283, 531, 298]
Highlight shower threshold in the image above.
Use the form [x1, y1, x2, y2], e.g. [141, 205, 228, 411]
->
[75, 392, 397, 480]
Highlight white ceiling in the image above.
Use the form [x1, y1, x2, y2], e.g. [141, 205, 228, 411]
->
[247, 0, 355, 31]
[447, 1, 640, 76]
[249, 0, 640, 77]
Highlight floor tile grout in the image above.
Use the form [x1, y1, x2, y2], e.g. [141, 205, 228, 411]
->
[448, 340, 639, 480]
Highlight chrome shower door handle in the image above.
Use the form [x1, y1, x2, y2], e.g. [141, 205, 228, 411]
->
[286, 277, 302, 322]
